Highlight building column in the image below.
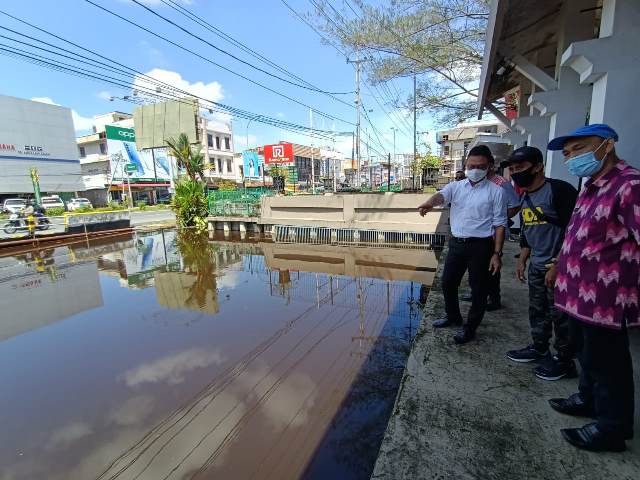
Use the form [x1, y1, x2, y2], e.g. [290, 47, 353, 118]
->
[512, 114, 552, 155]
[562, 0, 640, 168]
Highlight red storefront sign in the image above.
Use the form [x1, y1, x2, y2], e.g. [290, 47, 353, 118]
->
[263, 143, 294, 165]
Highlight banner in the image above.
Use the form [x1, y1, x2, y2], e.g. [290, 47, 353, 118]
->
[106, 125, 171, 181]
[264, 143, 294, 165]
[242, 151, 264, 179]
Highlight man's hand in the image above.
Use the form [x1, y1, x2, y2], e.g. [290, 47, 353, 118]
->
[516, 260, 527, 282]
[418, 203, 433, 217]
[489, 254, 502, 275]
[544, 265, 557, 288]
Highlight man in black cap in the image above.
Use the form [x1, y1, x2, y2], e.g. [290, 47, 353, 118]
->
[502, 146, 579, 381]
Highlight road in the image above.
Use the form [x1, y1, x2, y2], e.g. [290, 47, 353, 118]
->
[0, 209, 176, 240]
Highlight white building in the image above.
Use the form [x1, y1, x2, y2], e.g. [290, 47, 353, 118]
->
[0, 95, 84, 200]
[201, 119, 236, 183]
[478, 0, 640, 184]
[76, 112, 133, 206]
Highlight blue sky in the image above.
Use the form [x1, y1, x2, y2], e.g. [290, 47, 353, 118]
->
[0, 0, 434, 157]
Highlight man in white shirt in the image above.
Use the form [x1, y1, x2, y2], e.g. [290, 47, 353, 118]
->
[418, 146, 508, 344]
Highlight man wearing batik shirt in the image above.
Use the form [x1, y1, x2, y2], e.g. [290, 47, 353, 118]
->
[545, 124, 639, 453]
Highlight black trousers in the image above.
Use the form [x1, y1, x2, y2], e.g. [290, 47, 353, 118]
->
[441, 237, 493, 331]
[570, 317, 635, 436]
[487, 269, 501, 302]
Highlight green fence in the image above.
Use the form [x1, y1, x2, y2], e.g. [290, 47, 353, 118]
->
[208, 189, 273, 217]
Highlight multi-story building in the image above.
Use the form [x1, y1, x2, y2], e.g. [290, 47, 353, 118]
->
[76, 112, 133, 206]
[201, 119, 236, 183]
[435, 120, 506, 178]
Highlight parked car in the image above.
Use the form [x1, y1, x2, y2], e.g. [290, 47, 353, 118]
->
[2, 198, 27, 214]
[67, 198, 93, 211]
[41, 195, 66, 211]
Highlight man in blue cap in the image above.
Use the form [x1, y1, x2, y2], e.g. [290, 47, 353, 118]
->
[545, 124, 639, 452]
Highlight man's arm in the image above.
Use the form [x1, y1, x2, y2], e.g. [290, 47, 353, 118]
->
[516, 247, 531, 282]
[418, 183, 452, 216]
[502, 182, 522, 219]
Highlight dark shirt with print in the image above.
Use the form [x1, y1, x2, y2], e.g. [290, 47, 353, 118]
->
[520, 179, 578, 268]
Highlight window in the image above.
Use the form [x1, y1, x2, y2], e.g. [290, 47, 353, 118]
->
[463, 141, 470, 156]
[99, 143, 107, 155]
[444, 145, 450, 156]
[224, 137, 230, 150]
[79, 146, 86, 158]
[215, 136, 221, 150]
[207, 134, 213, 148]
[217, 158, 223, 172]
[442, 135, 449, 141]
[226, 159, 232, 173]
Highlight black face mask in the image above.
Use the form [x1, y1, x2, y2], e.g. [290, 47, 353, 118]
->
[511, 165, 539, 188]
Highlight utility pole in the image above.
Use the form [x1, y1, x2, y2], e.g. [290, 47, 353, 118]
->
[391, 127, 397, 185]
[387, 153, 391, 192]
[413, 74, 417, 191]
[347, 51, 366, 190]
[310, 108, 315, 194]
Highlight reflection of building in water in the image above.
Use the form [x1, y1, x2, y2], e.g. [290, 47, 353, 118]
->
[97, 230, 181, 289]
[154, 272, 219, 315]
[0, 259, 102, 342]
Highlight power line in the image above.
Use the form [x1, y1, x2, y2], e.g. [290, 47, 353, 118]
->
[158, 0, 355, 104]
[0, 11, 350, 142]
[82, 0, 354, 126]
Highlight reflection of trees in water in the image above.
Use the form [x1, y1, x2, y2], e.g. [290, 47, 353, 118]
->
[176, 231, 218, 311]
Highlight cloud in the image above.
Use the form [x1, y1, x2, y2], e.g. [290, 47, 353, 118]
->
[133, 68, 224, 103]
[46, 421, 92, 451]
[107, 395, 155, 426]
[122, 347, 226, 387]
[30, 97, 94, 132]
[97, 91, 112, 101]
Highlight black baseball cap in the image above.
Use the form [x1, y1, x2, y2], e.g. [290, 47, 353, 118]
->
[500, 146, 543, 168]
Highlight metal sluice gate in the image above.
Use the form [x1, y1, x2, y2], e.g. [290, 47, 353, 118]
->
[271, 225, 447, 249]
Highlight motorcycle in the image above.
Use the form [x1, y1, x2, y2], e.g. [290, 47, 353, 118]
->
[3, 212, 51, 234]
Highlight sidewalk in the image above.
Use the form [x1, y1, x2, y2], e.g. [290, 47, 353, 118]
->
[371, 241, 640, 480]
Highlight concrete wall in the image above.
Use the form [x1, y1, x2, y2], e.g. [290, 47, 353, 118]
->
[260, 193, 448, 234]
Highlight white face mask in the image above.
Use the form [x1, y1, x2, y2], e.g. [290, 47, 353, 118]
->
[465, 168, 487, 183]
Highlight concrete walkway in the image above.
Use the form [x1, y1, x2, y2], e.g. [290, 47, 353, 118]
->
[372, 241, 640, 480]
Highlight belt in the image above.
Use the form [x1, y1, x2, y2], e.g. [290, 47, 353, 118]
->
[450, 236, 493, 243]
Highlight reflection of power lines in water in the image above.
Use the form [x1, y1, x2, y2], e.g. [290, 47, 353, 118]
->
[95, 280, 358, 480]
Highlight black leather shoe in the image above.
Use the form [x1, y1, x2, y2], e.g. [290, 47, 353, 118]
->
[548, 393, 595, 418]
[486, 298, 502, 311]
[432, 318, 461, 328]
[453, 328, 475, 345]
[561, 423, 626, 452]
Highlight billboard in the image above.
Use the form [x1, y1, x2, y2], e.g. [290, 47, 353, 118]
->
[106, 125, 172, 181]
[242, 151, 264, 179]
[133, 99, 199, 150]
[0, 95, 83, 194]
[264, 143, 294, 165]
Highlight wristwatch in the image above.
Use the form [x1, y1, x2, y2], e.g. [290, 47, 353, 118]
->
[493, 251, 503, 258]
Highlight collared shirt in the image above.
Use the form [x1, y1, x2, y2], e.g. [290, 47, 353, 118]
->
[440, 177, 507, 238]
[489, 174, 521, 209]
[554, 161, 640, 329]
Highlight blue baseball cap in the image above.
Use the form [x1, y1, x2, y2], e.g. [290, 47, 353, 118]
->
[548, 123, 618, 151]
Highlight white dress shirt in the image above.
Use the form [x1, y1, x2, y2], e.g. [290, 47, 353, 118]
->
[440, 178, 507, 238]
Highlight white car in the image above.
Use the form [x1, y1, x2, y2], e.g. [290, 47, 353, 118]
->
[41, 196, 66, 211]
[67, 198, 93, 211]
[2, 198, 27, 214]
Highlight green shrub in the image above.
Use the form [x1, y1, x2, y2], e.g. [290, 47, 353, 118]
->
[171, 177, 208, 232]
[217, 180, 237, 191]
[136, 200, 147, 210]
[45, 207, 65, 216]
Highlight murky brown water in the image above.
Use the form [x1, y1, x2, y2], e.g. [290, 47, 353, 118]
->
[0, 230, 438, 480]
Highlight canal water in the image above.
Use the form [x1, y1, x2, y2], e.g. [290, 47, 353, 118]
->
[0, 229, 439, 480]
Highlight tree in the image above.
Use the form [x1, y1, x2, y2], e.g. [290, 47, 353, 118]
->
[309, 0, 489, 125]
[166, 133, 205, 182]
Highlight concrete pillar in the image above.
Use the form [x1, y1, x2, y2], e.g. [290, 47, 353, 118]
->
[207, 220, 213, 233]
[223, 221, 230, 235]
[252, 223, 262, 234]
[353, 230, 360, 242]
[310, 228, 317, 240]
[331, 229, 338, 243]
[239, 222, 247, 233]
[512, 115, 552, 155]
[562, 0, 640, 168]
[526, 0, 597, 186]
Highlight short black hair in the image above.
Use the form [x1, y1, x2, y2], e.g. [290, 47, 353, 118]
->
[467, 145, 494, 164]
